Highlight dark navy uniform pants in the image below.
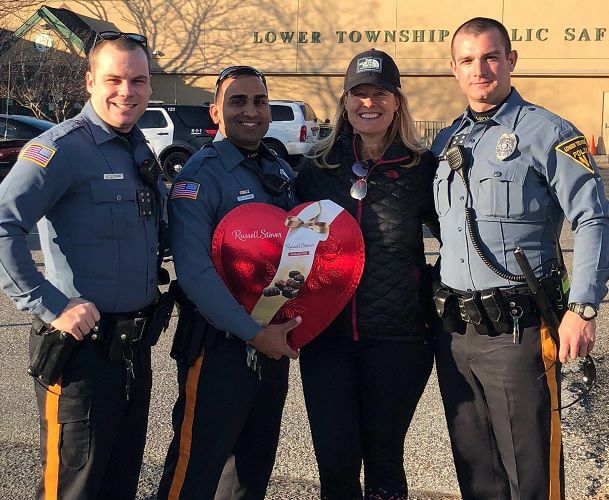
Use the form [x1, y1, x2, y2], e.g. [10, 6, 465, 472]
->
[299, 333, 433, 500]
[30, 333, 152, 500]
[157, 335, 289, 500]
[434, 317, 564, 500]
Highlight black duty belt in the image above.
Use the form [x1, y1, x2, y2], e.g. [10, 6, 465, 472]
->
[434, 284, 538, 336]
[91, 303, 155, 344]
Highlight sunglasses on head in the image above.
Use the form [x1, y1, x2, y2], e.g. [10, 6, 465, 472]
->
[350, 160, 371, 200]
[97, 31, 148, 47]
[215, 66, 267, 88]
[538, 354, 597, 411]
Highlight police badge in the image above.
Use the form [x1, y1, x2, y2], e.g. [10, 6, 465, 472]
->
[496, 133, 518, 160]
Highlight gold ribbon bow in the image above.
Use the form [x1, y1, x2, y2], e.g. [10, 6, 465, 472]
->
[284, 214, 329, 234]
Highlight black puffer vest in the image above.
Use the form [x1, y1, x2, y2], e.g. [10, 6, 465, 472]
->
[295, 132, 438, 341]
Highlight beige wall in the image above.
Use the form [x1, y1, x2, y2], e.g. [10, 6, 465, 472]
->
[7, 0, 609, 150]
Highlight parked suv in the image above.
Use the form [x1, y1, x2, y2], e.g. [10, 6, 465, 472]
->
[139, 101, 320, 179]
[137, 104, 217, 180]
[265, 100, 320, 159]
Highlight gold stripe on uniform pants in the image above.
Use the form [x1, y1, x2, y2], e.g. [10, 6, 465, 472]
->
[44, 382, 62, 500]
[168, 353, 205, 500]
[540, 323, 562, 500]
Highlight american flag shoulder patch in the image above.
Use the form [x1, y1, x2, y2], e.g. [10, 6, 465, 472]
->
[18, 143, 56, 168]
[171, 181, 200, 200]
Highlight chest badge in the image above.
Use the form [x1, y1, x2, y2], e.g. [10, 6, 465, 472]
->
[496, 133, 518, 161]
[237, 189, 255, 202]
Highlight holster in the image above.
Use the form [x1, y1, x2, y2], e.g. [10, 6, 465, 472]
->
[28, 317, 78, 385]
[433, 287, 465, 333]
[539, 266, 569, 320]
[142, 290, 176, 347]
[458, 293, 489, 334]
[479, 288, 511, 333]
[169, 283, 208, 367]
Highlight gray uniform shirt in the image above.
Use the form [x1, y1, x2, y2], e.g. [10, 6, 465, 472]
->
[168, 137, 297, 341]
[431, 88, 609, 307]
[0, 101, 163, 322]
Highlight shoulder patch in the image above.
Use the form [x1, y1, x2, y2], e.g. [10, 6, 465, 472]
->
[555, 135, 593, 173]
[18, 143, 56, 168]
[171, 181, 200, 200]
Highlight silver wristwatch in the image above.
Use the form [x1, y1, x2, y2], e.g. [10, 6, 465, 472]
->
[568, 303, 598, 321]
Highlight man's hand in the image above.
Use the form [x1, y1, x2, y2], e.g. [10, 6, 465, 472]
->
[248, 316, 302, 360]
[557, 310, 596, 363]
[50, 298, 101, 340]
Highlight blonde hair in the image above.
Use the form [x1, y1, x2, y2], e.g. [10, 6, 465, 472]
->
[309, 87, 426, 169]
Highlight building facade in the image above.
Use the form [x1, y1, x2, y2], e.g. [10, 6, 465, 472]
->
[4, 0, 609, 151]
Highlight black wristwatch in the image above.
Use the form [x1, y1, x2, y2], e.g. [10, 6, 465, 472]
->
[568, 303, 598, 320]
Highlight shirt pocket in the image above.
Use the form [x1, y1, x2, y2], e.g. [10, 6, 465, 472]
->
[90, 180, 138, 239]
[433, 163, 452, 217]
[475, 162, 528, 219]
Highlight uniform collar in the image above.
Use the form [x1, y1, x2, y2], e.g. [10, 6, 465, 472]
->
[457, 87, 525, 132]
[81, 100, 146, 146]
[487, 88, 526, 131]
[213, 134, 275, 171]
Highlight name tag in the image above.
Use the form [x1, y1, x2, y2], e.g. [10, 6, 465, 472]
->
[104, 173, 124, 180]
[237, 193, 255, 202]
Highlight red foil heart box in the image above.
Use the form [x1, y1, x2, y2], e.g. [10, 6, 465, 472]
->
[211, 200, 365, 349]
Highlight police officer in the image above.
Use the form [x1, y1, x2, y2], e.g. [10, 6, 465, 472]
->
[157, 66, 300, 500]
[0, 33, 165, 498]
[431, 17, 609, 500]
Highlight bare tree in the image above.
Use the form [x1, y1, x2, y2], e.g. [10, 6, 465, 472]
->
[0, 36, 88, 122]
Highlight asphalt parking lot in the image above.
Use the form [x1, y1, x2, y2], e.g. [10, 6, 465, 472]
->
[1, 163, 609, 499]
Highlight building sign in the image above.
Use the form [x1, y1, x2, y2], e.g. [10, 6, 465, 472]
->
[252, 27, 608, 44]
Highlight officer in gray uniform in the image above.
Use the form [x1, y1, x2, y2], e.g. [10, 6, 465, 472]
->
[431, 18, 609, 500]
[0, 34, 165, 499]
[157, 66, 300, 500]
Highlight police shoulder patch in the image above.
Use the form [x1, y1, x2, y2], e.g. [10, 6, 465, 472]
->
[18, 143, 56, 168]
[171, 181, 200, 200]
[555, 135, 593, 173]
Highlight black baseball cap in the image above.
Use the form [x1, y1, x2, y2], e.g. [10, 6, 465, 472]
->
[344, 49, 401, 93]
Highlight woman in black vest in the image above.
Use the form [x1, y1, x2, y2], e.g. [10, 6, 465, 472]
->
[295, 49, 439, 500]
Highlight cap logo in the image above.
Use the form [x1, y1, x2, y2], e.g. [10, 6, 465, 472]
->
[356, 57, 382, 73]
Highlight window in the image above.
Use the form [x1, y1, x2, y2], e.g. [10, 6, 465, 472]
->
[301, 104, 318, 121]
[138, 110, 168, 129]
[175, 106, 214, 128]
[0, 120, 18, 139]
[271, 105, 294, 122]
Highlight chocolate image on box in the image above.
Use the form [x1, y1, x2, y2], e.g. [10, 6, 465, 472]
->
[286, 278, 302, 289]
[275, 280, 287, 290]
[288, 271, 300, 278]
[282, 287, 299, 299]
[263, 286, 280, 297]
[294, 274, 305, 283]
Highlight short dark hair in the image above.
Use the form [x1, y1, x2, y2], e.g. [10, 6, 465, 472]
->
[451, 17, 512, 59]
[214, 66, 267, 103]
[88, 37, 151, 72]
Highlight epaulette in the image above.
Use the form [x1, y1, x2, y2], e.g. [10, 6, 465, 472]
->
[46, 117, 87, 142]
[198, 144, 218, 157]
